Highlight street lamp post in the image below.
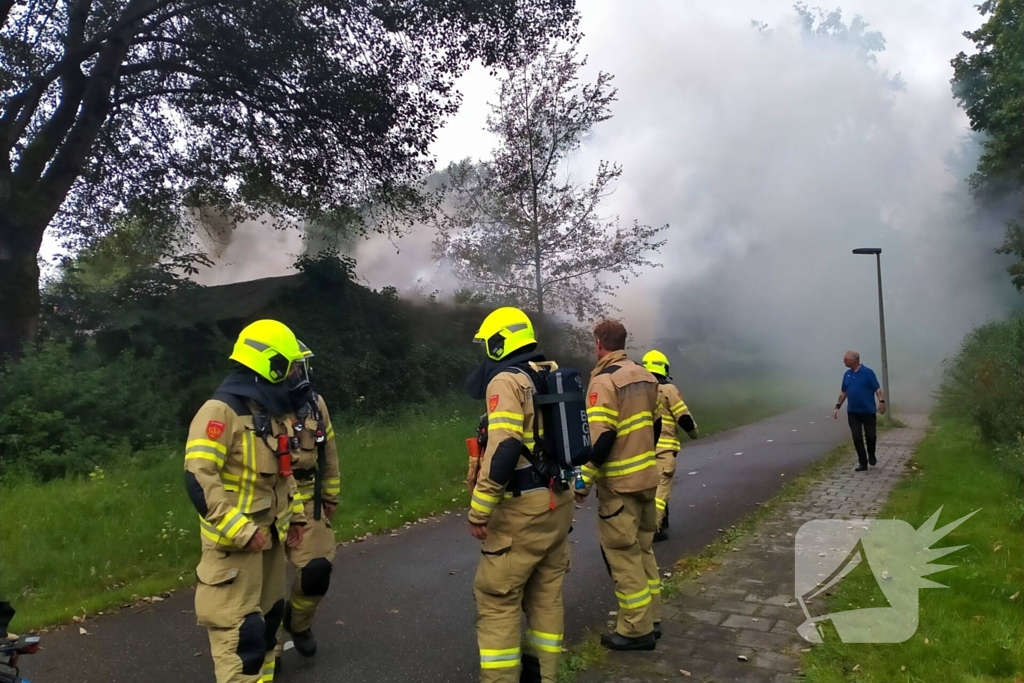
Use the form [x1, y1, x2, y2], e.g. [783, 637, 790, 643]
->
[852, 248, 890, 414]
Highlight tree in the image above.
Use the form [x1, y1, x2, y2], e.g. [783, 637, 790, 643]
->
[0, 0, 578, 356]
[432, 44, 667, 321]
[952, 0, 1024, 291]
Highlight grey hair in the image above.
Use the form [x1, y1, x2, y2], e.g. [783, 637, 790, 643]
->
[844, 350, 860, 362]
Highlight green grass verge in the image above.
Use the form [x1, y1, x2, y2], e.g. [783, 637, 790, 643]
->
[801, 415, 1024, 682]
[0, 384, 798, 633]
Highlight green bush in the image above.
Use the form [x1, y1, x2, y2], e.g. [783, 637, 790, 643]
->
[0, 342, 190, 480]
[938, 314, 1024, 473]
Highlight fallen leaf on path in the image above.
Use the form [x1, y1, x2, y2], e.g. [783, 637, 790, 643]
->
[679, 670, 691, 677]
[194, 652, 203, 657]
[79, 627, 89, 635]
[737, 655, 748, 662]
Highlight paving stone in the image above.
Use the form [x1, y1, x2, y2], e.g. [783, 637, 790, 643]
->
[755, 606, 801, 620]
[685, 622, 739, 643]
[769, 620, 801, 637]
[709, 661, 776, 683]
[691, 641, 755, 662]
[734, 630, 800, 651]
[721, 614, 776, 632]
[744, 594, 792, 607]
[683, 610, 728, 626]
[751, 651, 801, 673]
[711, 600, 760, 616]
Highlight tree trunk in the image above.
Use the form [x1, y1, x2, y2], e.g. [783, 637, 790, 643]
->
[0, 210, 42, 358]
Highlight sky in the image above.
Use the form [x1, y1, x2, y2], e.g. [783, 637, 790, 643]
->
[44, 0, 1020, 400]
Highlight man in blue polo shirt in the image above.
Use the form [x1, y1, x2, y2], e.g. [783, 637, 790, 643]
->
[833, 350, 886, 472]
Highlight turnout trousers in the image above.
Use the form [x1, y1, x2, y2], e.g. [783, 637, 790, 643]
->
[282, 501, 337, 635]
[474, 489, 574, 683]
[195, 529, 287, 683]
[597, 486, 661, 637]
[654, 449, 678, 530]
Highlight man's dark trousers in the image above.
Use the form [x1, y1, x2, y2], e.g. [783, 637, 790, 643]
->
[848, 412, 877, 467]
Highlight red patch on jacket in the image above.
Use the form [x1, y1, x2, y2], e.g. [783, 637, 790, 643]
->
[488, 395, 499, 412]
[206, 421, 225, 440]
[589, 392, 599, 407]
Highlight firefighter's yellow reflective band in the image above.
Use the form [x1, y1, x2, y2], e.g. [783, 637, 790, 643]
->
[188, 438, 227, 454]
[185, 439, 227, 467]
[602, 451, 656, 477]
[617, 411, 654, 437]
[238, 432, 258, 513]
[616, 587, 652, 608]
[480, 647, 521, 668]
[471, 490, 500, 514]
[526, 629, 563, 653]
[488, 411, 525, 434]
[291, 597, 317, 610]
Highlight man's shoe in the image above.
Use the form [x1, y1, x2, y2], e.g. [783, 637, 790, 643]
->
[653, 622, 662, 640]
[855, 465, 868, 472]
[653, 528, 669, 543]
[600, 631, 656, 651]
[290, 628, 317, 658]
[868, 455, 877, 466]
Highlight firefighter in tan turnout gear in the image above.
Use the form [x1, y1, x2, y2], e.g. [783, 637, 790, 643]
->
[278, 341, 341, 660]
[184, 320, 308, 683]
[641, 350, 698, 543]
[465, 307, 575, 683]
[575, 320, 662, 651]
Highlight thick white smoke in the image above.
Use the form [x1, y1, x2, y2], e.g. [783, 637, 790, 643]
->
[557, 1, 1020, 401]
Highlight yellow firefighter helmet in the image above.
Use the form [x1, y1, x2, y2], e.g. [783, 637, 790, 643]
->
[474, 307, 536, 361]
[642, 349, 671, 378]
[229, 320, 304, 383]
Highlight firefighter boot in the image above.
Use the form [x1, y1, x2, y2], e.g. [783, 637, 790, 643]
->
[600, 631, 656, 651]
[282, 602, 317, 658]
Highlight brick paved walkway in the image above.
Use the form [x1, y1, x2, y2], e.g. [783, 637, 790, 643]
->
[579, 414, 929, 683]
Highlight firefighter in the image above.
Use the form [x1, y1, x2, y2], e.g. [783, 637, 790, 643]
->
[641, 350, 698, 543]
[465, 307, 575, 683]
[575, 320, 661, 651]
[184, 319, 308, 683]
[278, 340, 341, 659]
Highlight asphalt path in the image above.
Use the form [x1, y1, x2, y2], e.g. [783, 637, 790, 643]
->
[21, 406, 848, 683]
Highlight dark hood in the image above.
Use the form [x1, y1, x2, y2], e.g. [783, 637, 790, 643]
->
[464, 348, 545, 401]
[216, 368, 293, 416]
